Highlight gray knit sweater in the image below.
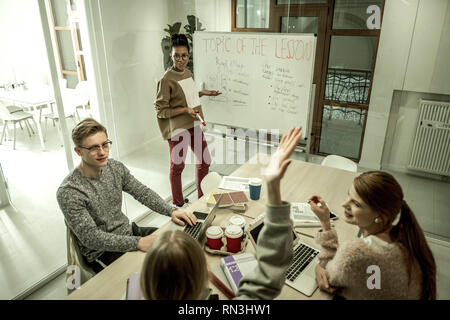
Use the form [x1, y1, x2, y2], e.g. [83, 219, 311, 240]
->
[57, 159, 174, 262]
[236, 201, 293, 300]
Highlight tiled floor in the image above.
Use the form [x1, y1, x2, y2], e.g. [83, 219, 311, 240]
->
[1, 124, 449, 300]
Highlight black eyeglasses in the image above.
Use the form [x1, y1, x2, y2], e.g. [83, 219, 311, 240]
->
[79, 140, 112, 153]
[172, 53, 190, 61]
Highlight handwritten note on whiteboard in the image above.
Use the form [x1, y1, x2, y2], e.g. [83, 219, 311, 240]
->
[193, 32, 316, 134]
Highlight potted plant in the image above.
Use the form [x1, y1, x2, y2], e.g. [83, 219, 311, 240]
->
[161, 15, 205, 74]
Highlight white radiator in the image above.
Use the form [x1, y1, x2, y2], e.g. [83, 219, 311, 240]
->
[408, 99, 450, 176]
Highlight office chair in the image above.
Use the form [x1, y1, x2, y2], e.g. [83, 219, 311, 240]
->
[321, 155, 357, 172]
[0, 104, 37, 150]
[66, 227, 96, 294]
[200, 171, 222, 197]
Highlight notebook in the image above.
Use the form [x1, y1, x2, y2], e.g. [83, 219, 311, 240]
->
[208, 191, 249, 207]
[220, 253, 258, 295]
[246, 214, 320, 297]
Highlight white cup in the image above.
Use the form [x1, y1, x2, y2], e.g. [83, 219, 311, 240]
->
[229, 215, 245, 231]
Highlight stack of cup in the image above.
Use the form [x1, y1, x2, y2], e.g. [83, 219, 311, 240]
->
[205, 226, 223, 250]
[249, 178, 262, 200]
[225, 224, 243, 253]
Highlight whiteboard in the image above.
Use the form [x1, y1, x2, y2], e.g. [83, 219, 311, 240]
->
[193, 32, 316, 134]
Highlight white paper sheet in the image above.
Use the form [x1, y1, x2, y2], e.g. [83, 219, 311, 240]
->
[178, 77, 201, 108]
[290, 202, 320, 223]
[218, 176, 251, 191]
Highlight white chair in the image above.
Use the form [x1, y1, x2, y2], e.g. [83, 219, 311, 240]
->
[43, 96, 78, 142]
[321, 155, 357, 172]
[0, 104, 36, 150]
[43, 81, 89, 141]
[200, 171, 222, 196]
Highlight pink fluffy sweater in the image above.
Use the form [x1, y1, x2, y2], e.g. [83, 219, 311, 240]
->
[315, 228, 423, 299]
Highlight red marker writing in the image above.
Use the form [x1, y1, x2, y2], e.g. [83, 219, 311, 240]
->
[197, 113, 206, 126]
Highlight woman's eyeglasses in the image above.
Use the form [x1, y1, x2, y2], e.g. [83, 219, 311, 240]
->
[79, 140, 112, 153]
[172, 54, 189, 61]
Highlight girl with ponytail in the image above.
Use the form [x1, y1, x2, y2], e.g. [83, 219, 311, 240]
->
[310, 171, 436, 299]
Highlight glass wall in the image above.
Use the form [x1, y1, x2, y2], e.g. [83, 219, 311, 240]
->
[1, 0, 449, 300]
[0, 0, 82, 299]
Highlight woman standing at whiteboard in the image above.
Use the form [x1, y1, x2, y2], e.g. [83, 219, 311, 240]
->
[154, 34, 221, 207]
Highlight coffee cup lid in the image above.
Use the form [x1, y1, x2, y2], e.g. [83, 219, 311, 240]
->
[250, 178, 262, 185]
[225, 224, 243, 238]
[206, 226, 223, 239]
[229, 215, 245, 227]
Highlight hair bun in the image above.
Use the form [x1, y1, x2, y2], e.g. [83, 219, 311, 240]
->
[171, 34, 187, 41]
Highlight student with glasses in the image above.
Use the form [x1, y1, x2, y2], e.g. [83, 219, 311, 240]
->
[154, 34, 221, 207]
[57, 118, 198, 273]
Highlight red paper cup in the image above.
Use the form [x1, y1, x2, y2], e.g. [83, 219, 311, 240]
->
[206, 226, 223, 250]
[225, 225, 243, 253]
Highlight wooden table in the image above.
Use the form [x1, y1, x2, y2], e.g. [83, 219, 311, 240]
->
[68, 154, 360, 300]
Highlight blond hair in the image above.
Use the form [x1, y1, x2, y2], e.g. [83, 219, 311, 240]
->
[140, 230, 209, 300]
[72, 118, 107, 147]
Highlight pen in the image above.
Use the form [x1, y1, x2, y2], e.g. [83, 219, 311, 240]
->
[197, 113, 206, 126]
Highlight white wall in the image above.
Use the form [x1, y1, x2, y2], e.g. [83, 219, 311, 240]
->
[167, 0, 231, 32]
[359, 0, 450, 170]
[0, 0, 50, 86]
[84, 0, 231, 157]
[404, 0, 450, 94]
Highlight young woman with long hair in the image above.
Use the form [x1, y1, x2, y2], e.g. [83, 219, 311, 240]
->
[311, 171, 436, 299]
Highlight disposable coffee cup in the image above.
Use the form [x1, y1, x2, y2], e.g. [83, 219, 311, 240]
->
[206, 226, 223, 250]
[229, 215, 246, 233]
[249, 178, 262, 201]
[225, 224, 243, 253]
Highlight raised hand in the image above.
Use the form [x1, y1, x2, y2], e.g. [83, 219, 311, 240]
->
[263, 127, 302, 185]
[262, 127, 302, 205]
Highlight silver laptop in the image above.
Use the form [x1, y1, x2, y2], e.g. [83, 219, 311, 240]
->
[173, 194, 223, 244]
[246, 215, 320, 297]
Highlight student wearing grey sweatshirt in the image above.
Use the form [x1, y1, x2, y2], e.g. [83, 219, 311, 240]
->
[57, 118, 198, 273]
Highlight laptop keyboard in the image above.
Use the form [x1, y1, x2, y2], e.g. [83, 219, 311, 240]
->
[184, 222, 203, 239]
[286, 243, 319, 282]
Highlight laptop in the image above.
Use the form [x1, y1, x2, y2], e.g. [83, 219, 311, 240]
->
[246, 215, 320, 297]
[178, 194, 224, 244]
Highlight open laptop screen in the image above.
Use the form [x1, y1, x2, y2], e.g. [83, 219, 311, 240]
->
[249, 221, 297, 244]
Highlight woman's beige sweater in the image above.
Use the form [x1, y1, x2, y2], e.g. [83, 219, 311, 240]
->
[315, 228, 423, 299]
[154, 68, 204, 140]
